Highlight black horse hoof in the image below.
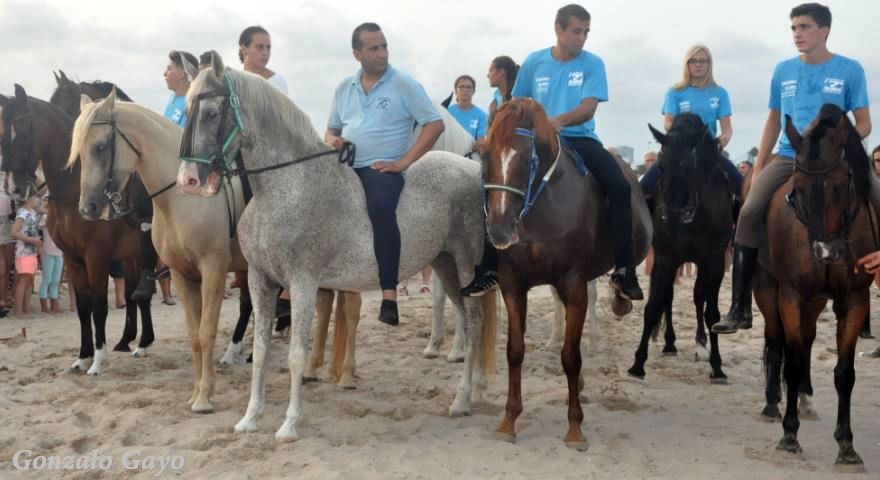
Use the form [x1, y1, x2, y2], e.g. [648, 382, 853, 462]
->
[776, 434, 802, 454]
[246, 353, 253, 363]
[709, 373, 728, 385]
[113, 342, 131, 352]
[626, 366, 645, 380]
[760, 404, 782, 421]
[662, 347, 678, 356]
[835, 443, 863, 466]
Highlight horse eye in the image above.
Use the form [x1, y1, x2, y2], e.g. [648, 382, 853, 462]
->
[96, 143, 106, 153]
[206, 110, 218, 120]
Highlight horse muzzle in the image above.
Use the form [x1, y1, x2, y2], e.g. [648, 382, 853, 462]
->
[487, 216, 520, 250]
[177, 161, 220, 197]
[811, 240, 845, 263]
[79, 198, 110, 221]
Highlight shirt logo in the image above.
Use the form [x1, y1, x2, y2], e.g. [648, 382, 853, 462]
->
[567, 71, 584, 87]
[781, 80, 797, 98]
[376, 97, 391, 110]
[536, 76, 550, 94]
[823, 78, 844, 95]
[469, 119, 479, 130]
[678, 100, 691, 113]
[709, 96, 720, 109]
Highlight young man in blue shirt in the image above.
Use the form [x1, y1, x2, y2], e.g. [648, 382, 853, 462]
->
[714, 3, 875, 333]
[509, 4, 644, 300]
[325, 23, 444, 326]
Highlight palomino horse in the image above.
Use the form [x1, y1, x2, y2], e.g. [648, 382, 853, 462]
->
[0, 84, 153, 375]
[483, 99, 651, 450]
[177, 54, 494, 442]
[628, 114, 731, 382]
[756, 105, 874, 467]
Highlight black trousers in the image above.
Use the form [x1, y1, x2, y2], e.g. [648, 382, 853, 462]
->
[562, 136, 635, 268]
[355, 167, 404, 291]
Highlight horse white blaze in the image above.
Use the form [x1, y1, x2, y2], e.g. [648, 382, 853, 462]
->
[498, 147, 518, 214]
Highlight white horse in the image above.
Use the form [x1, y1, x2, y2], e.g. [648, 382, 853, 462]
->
[178, 55, 494, 442]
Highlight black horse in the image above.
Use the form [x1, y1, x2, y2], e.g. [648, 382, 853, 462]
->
[628, 113, 732, 383]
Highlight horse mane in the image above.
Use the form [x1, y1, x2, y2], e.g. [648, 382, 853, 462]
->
[487, 99, 558, 154]
[67, 100, 102, 169]
[666, 112, 719, 172]
[80, 81, 134, 102]
[804, 104, 870, 198]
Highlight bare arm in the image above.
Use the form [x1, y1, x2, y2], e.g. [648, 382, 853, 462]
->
[853, 107, 872, 139]
[10, 218, 41, 249]
[663, 114, 674, 131]
[372, 120, 445, 173]
[550, 98, 599, 133]
[752, 109, 782, 180]
[718, 116, 733, 149]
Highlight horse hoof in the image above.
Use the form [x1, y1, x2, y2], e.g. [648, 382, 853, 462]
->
[113, 343, 131, 353]
[302, 376, 319, 384]
[421, 348, 440, 359]
[835, 444, 863, 467]
[191, 403, 214, 414]
[626, 366, 645, 380]
[132, 348, 147, 358]
[234, 418, 258, 433]
[798, 405, 819, 421]
[493, 431, 516, 443]
[760, 405, 782, 421]
[776, 435, 802, 454]
[611, 296, 633, 317]
[662, 350, 677, 357]
[70, 358, 90, 371]
[565, 440, 589, 452]
[339, 382, 357, 390]
[446, 352, 465, 363]
[709, 375, 728, 385]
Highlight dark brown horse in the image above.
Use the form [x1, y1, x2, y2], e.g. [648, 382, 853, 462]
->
[483, 99, 651, 450]
[0, 84, 152, 375]
[628, 114, 732, 382]
[757, 104, 874, 467]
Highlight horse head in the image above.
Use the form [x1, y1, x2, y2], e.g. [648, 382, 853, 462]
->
[50, 70, 83, 118]
[648, 113, 716, 225]
[482, 99, 558, 249]
[786, 104, 867, 263]
[178, 50, 236, 197]
[0, 85, 41, 201]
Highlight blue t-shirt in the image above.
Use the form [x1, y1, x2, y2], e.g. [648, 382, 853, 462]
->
[511, 47, 608, 141]
[448, 104, 488, 140]
[328, 65, 442, 168]
[163, 93, 187, 127]
[661, 85, 732, 137]
[769, 54, 869, 158]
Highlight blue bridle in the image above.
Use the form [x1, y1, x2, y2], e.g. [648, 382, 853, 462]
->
[482, 127, 560, 221]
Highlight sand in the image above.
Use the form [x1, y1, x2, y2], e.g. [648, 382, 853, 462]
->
[0, 269, 878, 479]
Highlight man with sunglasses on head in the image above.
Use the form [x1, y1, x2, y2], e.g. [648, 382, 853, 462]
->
[508, 4, 644, 300]
[713, 3, 873, 334]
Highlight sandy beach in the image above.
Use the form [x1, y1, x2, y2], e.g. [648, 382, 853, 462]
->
[0, 269, 878, 479]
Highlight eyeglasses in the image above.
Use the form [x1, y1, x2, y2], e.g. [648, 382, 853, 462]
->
[688, 59, 710, 65]
[456, 85, 475, 91]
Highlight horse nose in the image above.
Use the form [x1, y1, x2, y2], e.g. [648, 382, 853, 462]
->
[80, 202, 99, 220]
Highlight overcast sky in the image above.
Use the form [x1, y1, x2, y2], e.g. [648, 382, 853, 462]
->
[1, 0, 876, 163]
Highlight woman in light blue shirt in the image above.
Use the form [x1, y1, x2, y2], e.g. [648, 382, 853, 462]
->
[447, 75, 488, 141]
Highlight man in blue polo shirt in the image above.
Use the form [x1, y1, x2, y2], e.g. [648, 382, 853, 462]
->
[325, 23, 444, 326]
[714, 2, 874, 334]
[510, 4, 644, 300]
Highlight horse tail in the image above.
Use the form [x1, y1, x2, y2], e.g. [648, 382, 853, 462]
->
[480, 292, 498, 378]
[649, 304, 670, 343]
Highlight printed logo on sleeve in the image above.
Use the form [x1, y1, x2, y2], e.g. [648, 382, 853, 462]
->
[781, 80, 797, 98]
[536, 76, 550, 94]
[822, 78, 844, 95]
[567, 71, 584, 87]
[709, 96, 720, 109]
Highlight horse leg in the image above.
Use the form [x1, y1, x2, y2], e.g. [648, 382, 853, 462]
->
[221, 271, 252, 365]
[662, 297, 678, 356]
[547, 286, 564, 350]
[798, 301, 822, 421]
[447, 291, 467, 364]
[557, 279, 589, 451]
[85, 263, 110, 376]
[174, 274, 204, 407]
[192, 267, 226, 414]
[629, 260, 676, 379]
[113, 262, 138, 353]
[495, 279, 526, 443]
[702, 256, 726, 383]
[275, 277, 319, 443]
[587, 279, 600, 355]
[336, 291, 361, 389]
[756, 273, 783, 421]
[423, 274, 446, 359]
[777, 299, 805, 454]
[832, 297, 867, 466]
[68, 264, 94, 371]
[693, 265, 709, 362]
[234, 271, 277, 434]
[305, 289, 333, 382]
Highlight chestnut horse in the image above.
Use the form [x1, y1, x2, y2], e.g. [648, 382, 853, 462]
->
[483, 99, 651, 450]
[0, 84, 152, 375]
[757, 104, 875, 467]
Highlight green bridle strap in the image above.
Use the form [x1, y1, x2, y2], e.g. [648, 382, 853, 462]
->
[180, 70, 245, 170]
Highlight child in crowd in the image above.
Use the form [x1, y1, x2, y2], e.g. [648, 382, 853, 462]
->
[39, 194, 64, 314]
[10, 193, 42, 317]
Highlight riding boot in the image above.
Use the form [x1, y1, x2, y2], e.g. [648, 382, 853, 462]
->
[712, 244, 757, 334]
[378, 299, 399, 326]
[461, 239, 499, 297]
[610, 266, 644, 300]
[860, 311, 874, 339]
[131, 269, 156, 301]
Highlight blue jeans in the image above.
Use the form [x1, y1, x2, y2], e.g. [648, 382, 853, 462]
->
[40, 254, 64, 300]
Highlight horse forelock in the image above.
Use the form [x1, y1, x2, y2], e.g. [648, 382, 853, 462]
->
[67, 100, 102, 169]
[487, 99, 557, 158]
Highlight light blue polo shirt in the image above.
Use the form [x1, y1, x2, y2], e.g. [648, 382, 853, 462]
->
[163, 93, 187, 127]
[328, 65, 442, 168]
[661, 85, 732, 137]
[511, 47, 608, 142]
[448, 104, 488, 140]
[769, 54, 869, 158]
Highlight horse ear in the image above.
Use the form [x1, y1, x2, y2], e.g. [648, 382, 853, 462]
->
[648, 124, 667, 145]
[80, 94, 93, 110]
[783, 115, 802, 153]
[104, 87, 117, 110]
[182, 55, 200, 83]
[53, 71, 62, 87]
[0, 94, 8, 107]
[60, 70, 71, 83]
[14, 84, 27, 103]
[211, 50, 224, 79]
[832, 114, 850, 147]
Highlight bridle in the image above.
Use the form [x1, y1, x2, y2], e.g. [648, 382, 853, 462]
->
[1, 110, 38, 198]
[482, 127, 560, 221]
[655, 132, 713, 225]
